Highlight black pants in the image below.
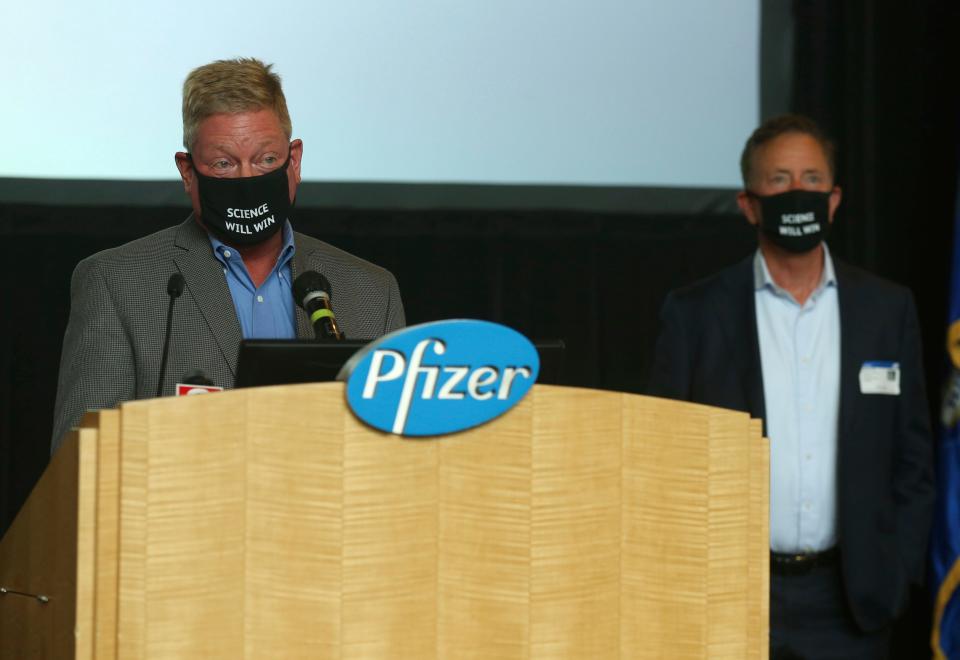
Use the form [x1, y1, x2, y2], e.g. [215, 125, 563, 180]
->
[771, 560, 892, 660]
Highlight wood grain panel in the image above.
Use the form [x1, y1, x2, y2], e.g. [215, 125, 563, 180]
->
[622, 397, 711, 659]
[243, 383, 346, 659]
[530, 386, 621, 659]
[81, 410, 120, 660]
[74, 427, 99, 660]
[748, 420, 769, 660]
[140, 391, 249, 659]
[704, 411, 752, 658]
[117, 400, 149, 659]
[342, 408, 438, 659]
[438, 394, 533, 659]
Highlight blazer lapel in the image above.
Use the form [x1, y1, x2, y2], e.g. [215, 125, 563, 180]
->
[291, 234, 317, 339]
[835, 260, 863, 459]
[716, 255, 767, 425]
[172, 217, 243, 376]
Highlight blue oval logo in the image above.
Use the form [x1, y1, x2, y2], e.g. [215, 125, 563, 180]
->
[339, 320, 539, 436]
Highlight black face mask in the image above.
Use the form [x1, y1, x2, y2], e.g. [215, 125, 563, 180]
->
[191, 156, 293, 246]
[750, 189, 831, 254]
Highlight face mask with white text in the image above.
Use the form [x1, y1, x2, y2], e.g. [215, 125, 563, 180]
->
[191, 155, 292, 246]
[749, 189, 830, 253]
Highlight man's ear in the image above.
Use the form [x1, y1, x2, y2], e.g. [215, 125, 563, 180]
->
[288, 139, 304, 185]
[174, 152, 194, 193]
[737, 191, 760, 227]
[827, 185, 842, 224]
[287, 139, 304, 203]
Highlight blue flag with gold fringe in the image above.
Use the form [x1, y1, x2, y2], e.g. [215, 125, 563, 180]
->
[934, 184, 960, 659]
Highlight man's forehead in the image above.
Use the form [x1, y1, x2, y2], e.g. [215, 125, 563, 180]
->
[206, 137, 283, 152]
[193, 110, 287, 149]
[757, 133, 829, 161]
[754, 134, 830, 171]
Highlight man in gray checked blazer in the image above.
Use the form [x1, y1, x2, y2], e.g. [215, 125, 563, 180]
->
[51, 58, 404, 453]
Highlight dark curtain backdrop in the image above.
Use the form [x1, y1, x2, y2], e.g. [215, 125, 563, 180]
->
[1, 1, 958, 656]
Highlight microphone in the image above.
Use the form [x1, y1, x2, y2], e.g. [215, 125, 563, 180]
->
[156, 273, 185, 397]
[293, 271, 344, 341]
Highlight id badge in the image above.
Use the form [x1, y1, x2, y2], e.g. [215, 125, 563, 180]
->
[859, 361, 900, 395]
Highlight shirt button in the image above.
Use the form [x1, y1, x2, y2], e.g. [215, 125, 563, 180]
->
[223, 250, 232, 258]
[257, 295, 264, 303]
[803, 502, 811, 512]
[805, 453, 812, 461]
[801, 357, 810, 364]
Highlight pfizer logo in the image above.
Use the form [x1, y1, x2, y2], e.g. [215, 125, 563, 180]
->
[339, 320, 539, 436]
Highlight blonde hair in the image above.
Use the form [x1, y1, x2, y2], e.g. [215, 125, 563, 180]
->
[181, 58, 292, 151]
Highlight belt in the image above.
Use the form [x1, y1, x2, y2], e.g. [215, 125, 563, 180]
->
[770, 547, 839, 576]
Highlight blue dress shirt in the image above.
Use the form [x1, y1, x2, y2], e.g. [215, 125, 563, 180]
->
[754, 245, 840, 553]
[209, 221, 297, 339]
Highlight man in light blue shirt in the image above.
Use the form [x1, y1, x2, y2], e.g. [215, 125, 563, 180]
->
[648, 115, 934, 659]
[52, 58, 406, 451]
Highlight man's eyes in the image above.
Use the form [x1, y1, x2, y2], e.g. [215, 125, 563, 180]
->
[206, 155, 280, 172]
[767, 173, 823, 186]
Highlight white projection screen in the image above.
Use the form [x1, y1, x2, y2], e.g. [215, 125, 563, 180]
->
[1, 1, 761, 208]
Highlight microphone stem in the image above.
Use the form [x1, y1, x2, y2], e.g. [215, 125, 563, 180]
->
[156, 293, 177, 397]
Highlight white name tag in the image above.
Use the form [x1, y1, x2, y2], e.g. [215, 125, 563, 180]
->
[859, 361, 900, 395]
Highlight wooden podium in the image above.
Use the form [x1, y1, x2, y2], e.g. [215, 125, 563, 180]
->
[0, 383, 767, 659]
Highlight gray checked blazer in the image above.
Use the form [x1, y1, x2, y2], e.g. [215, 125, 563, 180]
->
[51, 216, 405, 453]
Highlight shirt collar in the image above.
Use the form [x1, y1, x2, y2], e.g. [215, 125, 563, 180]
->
[753, 243, 837, 301]
[208, 220, 296, 268]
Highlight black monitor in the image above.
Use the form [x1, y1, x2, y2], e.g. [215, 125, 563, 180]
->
[234, 338, 565, 389]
